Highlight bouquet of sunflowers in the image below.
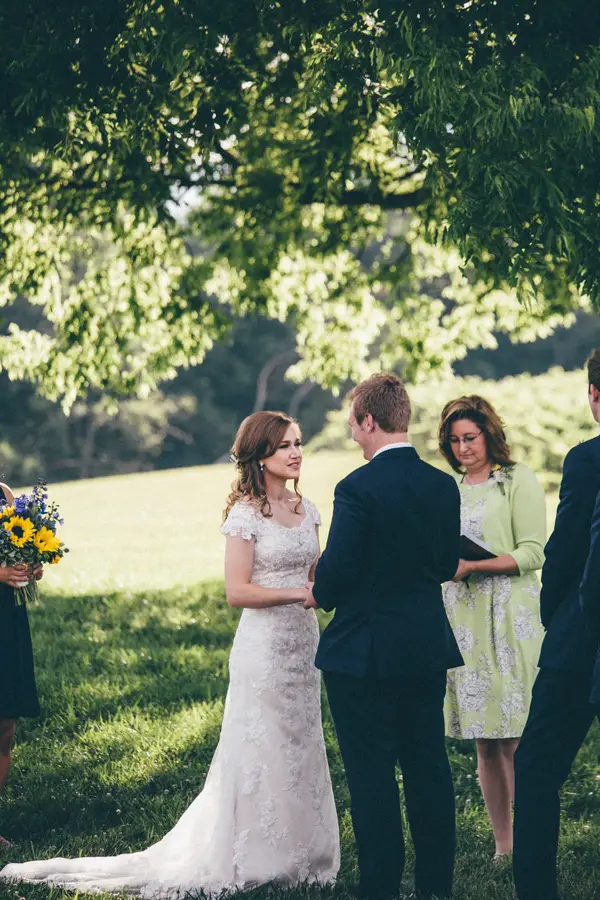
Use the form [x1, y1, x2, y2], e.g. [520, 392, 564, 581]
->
[0, 481, 68, 604]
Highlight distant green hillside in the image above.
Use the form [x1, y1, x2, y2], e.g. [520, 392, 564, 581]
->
[39, 453, 562, 601]
[37, 452, 363, 596]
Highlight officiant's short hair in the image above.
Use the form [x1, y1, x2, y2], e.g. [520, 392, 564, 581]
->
[349, 373, 411, 433]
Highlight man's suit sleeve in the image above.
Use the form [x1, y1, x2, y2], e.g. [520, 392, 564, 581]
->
[312, 477, 368, 613]
[580, 489, 600, 643]
[439, 478, 461, 583]
[540, 445, 596, 628]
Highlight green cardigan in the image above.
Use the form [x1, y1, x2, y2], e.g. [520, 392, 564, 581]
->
[457, 462, 546, 575]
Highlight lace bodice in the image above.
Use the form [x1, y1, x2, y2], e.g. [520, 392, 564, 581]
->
[220, 499, 321, 589]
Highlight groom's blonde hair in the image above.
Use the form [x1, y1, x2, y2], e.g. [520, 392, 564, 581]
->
[349, 373, 411, 433]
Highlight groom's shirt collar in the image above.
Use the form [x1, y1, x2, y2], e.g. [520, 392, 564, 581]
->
[371, 442, 413, 459]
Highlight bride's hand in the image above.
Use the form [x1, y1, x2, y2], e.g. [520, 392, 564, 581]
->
[303, 583, 319, 609]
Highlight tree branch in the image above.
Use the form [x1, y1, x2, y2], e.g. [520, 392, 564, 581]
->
[252, 349, 298, 413]
[4, 164, 428, 210]
[215, 142, 241, 168]
[330, 186, 428, 209]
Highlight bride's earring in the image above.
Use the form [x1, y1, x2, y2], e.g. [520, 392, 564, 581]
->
[259, 463, 264, 472]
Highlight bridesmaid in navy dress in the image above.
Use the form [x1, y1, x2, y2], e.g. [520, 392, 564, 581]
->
[0, 483, 41, 848]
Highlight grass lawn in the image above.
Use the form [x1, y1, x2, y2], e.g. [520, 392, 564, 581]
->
[2, 453, 598, 900]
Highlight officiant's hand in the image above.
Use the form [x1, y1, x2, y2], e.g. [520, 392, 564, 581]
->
[452, 559, 473, 582]
[303, 583, 319, 609]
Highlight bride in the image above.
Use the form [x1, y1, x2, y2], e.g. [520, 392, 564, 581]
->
[1, 411, 340, 898]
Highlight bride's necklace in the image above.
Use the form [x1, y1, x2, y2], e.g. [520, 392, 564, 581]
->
[268, 494, 297, 509]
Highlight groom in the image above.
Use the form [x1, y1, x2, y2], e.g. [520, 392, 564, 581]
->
[306, 373, 462, 900]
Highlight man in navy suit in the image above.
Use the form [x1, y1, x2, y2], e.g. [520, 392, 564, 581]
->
[513, 349, 600, 900]
[581, 489, 600, 697]
[306, 373, 462, 900]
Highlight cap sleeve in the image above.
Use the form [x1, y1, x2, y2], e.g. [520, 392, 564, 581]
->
[304, 498, 322, 527]
[220, 502, 260, 541]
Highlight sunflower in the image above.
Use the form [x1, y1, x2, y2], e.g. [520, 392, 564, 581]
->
[33, 526, 61, 554]
[3, 516, 35, 548]
[50, 555, 61, 565]
[0, 505, 15, 518]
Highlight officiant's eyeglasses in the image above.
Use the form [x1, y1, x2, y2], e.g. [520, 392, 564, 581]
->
[449, 431, 483, 446]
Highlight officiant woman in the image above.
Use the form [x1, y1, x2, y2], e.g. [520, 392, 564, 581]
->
[438, 396, 546, 862]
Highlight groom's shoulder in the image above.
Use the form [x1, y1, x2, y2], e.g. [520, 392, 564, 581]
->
[336, 456, 456, 492]
[564, 433, 600, 469]
[417, 458, 460, 492]
[336, 465, 367, 493]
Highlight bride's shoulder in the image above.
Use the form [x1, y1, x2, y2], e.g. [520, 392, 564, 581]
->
[301, 497, 322, 526]
[221, 498, 263, 539]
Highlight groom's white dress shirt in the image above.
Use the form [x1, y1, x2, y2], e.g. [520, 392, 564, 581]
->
[372, 442, 413, 459]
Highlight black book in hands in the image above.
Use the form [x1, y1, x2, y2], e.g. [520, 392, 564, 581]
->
[460, 533, 497, 561]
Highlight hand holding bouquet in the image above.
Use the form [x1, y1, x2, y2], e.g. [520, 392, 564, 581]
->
[0, 481, 68, 604]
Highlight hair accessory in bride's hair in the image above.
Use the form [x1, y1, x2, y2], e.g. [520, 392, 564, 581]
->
[229, 452, 244, 471]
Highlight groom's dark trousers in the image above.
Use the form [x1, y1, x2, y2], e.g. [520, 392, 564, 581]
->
[312, 447, 462, 900]
[513, 435, 600, 900]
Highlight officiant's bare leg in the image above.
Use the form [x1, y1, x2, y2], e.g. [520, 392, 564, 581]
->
[476, 737, 519, 854]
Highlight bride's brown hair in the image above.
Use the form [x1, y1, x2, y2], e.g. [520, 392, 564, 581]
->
[223, 411, 303, 521]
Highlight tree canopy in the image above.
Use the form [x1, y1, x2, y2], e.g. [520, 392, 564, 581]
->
[1, 0, 599, 406]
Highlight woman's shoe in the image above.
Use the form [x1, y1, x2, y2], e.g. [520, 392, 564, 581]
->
[0, 836, 12, 851]
[492, 850, 511, 865]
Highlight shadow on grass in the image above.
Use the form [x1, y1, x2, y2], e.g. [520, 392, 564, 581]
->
[27, 583, 239, 721]
[4, 583, 600, 899]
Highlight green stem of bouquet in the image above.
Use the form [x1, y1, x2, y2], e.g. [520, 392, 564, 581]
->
[16, 580, 40, 606]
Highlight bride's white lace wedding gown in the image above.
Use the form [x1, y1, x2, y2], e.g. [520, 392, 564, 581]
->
[1, 498, 340, 898]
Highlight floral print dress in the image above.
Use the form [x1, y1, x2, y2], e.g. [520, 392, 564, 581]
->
[443, 479, 543, 740]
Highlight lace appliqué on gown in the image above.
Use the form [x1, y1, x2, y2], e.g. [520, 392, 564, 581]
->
[1, 499, 340, 898]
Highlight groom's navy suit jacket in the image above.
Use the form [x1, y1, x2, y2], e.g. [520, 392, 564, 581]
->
[312, 446, 463, 678]
[537, 434, 600, 672]
[580, 488, 600, 703]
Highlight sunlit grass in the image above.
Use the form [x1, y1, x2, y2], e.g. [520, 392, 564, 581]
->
[1, 460, 590, 899]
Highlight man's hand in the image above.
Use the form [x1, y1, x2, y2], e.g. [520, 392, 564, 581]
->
[304, 583, 319, 609]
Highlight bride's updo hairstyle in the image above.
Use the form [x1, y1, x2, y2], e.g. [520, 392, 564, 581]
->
[223, 411, 303, 521]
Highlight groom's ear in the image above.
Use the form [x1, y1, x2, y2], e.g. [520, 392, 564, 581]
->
[363, 412, 375, 433]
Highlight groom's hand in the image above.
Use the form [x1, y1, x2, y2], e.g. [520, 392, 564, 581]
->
[304, 583, 319, 609]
